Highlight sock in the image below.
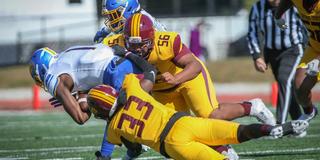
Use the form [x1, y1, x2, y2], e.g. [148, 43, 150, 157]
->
[211, 145, 227, 153]
[237, 124, 272, 143]
[240, 101, 252, 116]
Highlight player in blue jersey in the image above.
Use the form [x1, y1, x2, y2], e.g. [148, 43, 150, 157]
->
[29, 44, 148, 159]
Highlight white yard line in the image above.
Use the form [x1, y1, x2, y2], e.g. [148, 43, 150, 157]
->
[0, 158, 29, 160]
[1, 132, 320, 142]
[0, 134, 102, 142]
[0, 146, 99, 153]
[1, 146, 320, 159]
[238, 147, 320, 155]
[41, 158, 83, 160]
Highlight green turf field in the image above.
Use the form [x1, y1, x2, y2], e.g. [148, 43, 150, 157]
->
[0, 106, 319, 160]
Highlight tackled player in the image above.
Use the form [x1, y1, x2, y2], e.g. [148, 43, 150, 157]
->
[28, 44, 155, 159]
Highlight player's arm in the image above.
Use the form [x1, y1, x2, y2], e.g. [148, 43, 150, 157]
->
[274, 0, 293, 19]
[112, 45, 157, 92]
[169, 35, 202, 85]
[55, 74, 91, 124]
[125, 53, 157, 92]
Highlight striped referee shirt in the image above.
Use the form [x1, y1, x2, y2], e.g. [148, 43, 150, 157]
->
[247, 0, 305, 59]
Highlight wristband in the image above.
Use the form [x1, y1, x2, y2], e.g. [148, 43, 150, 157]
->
[125, 52, 132, 57]
[77, 98, 87, 103]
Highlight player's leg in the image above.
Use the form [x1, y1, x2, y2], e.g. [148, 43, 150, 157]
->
[180, 63, 276, 125]
[295, 45, 318, 121]
[164, 117, 261, 160]
[171, 116, 307, 146]
[165, 141, 226, 160]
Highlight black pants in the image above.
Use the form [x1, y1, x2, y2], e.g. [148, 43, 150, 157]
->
[264, 44, 303, 124]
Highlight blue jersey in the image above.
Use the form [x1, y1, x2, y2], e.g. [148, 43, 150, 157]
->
[103, 57, 142, 91]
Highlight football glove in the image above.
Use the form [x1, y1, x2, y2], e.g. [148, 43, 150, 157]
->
[306, 59, 320, 76]
[94, 27, 110, 43]
[112, 45, 131, 57]
[275, 18, 288, 30]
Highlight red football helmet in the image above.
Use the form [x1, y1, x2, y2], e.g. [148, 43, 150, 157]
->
[124, 13, 155, 59]
[87, 84, 118, 119]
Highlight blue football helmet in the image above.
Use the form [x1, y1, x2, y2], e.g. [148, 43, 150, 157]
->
[102, 0, 140, 33]
[29, 47, 57, 89]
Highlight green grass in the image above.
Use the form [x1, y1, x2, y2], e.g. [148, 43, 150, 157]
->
[0, 106, 319, 160]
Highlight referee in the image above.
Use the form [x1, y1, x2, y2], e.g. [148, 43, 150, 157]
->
[247, 0, 306, 125]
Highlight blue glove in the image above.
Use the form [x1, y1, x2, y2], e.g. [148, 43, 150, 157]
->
[94, 27, 110, 43]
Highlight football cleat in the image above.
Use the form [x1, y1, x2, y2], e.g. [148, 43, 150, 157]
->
[290, 131, 307, 138]
[212, 145, 239, 160]
[291, 120, 309, 135]
[249, 98, 276, 126]
[270, 120, 309, 138]
[306, 59, 320, 76]
[270, 125, 284, 139]
[298, 106, 318, 122]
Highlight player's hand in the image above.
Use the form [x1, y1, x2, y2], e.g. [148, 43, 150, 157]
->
[254, 58, 268, 73]
[161, 72, 179, 85]
[275, 18, 288, 30]
[112, 45, 131, 57]
[49, 92, 78, 108]
[306, 59, 320, 76]
[49, 97, 63, 108]
[93, 27, 109, 43]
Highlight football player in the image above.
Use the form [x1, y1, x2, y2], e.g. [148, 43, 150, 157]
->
[94, 1, 166, 157]
[93, 0, 166, 43]
[274, 0, 319, 122]
[102, 13, 277, 159]
[86, 49, 308, 159]
[29, 44, 152, 159]
[103, 13, 276, 124]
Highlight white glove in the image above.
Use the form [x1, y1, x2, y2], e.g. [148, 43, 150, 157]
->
[275, 18, 288, 30]
[306, 59, 320, 76]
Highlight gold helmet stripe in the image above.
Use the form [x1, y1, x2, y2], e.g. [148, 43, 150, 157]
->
[89, 89, 116, 107]
[131, 13, 142, 37]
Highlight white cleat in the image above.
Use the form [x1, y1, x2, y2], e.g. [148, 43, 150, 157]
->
[298, 106, 318, 122]
[270, 120, 309, 139]
[291, 120, 309, 135]
[216, 145, 239, 160]
[270, 125, 284, 139]
[292, 131, 307, 138]
[249, 98, 276, 126]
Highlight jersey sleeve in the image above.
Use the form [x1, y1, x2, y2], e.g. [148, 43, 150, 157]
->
[44, 73, 60, 97]
[172, 34, 192, 63]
